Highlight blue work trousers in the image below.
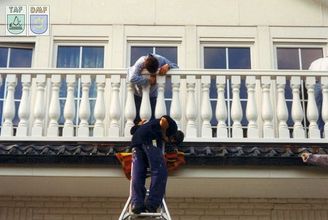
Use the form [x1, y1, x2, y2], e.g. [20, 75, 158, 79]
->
[131, 145, 168, 208]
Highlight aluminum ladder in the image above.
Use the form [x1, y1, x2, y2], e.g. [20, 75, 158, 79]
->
[118, 190, 172, 220]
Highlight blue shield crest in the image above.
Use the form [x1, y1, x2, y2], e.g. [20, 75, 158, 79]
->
[30, 14, 48, 34]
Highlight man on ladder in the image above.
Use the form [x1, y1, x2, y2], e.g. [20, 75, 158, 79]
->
[119, 115, 184, 219]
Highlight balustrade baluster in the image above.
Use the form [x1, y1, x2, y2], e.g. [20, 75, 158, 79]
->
[216, 76, 227, 138]
[276, 76, 289, 138]
[47, 75, 61, 136]
[246, 76, 258, 138]
[108, 75, 121, 137]
[155, 75, 166, 119]
[201, 76, 212, 138]
[140, 81, 151, 122]
[1, 75, 17, 136]
[231, 76, 243, 138]
[63, 75, 76, 137]
[124, 82, 136, 137]
[78, 75, 91, 137]
[306, 77, 320, 139]
[94, 75, 106, 137]
[291, 76, 305, 138]
[321, 77, 328, 139]
[170, 75, 182, 129]
[31, 75, 46, 136]
[261, 76, 274, 138]
[17, 75, 31, 136]
[185, 76, 197, 137]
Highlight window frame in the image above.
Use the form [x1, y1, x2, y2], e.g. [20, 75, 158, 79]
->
[0, 43, 34, 68]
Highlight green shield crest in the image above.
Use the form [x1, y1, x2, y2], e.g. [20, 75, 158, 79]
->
[7, 14, 25, 34]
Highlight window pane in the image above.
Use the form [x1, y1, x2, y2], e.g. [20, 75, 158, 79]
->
[0, 48, 8, 67]
[57, 46, 80, 68]
[155, 47, 178, 64]
[228, 48, 251, 69]
[277, 48, 299, 69]
[204, 47, 226, 69]
[82, 46, 104, 68]
[130, 46, 153, 65]
[9, 48, 32, 67]
[301, 48, 323, 70]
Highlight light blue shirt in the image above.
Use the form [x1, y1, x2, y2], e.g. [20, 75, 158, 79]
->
[127, 53, 178, 97]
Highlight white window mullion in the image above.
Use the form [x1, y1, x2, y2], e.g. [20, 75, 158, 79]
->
[226, 48, 229, 69]
[7, 48, 11, 68]
[79, 46, 83, 68]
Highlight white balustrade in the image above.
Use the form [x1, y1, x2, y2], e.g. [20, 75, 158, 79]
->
[231, 76, 243, 138]
[170, 75, 182, 129]
[216, 76, 227, 138]
[1, 75, 16, 136]
[78, 75, 91, 137]
[306, 77, 320, 138]
[94, 75, 106, 137]
[185, 75, 197, 137]
[47, 75, 61, 136]
[276, 76, 289, 138]
[291, 76, 305, 138]
[17, 75, 31, 136]
[31, 75, 46, 137]
[124, 82, 136, 137]
[108, 75, 121, 137]
[63, 75, 76, 137]
[140, 83, 151, 122]
[321, 77, 328, 139]
[261, 76, 274, 138]
[201, 76, 212, 138]
[246, 76, 258, 138]
[155, 75, 167, 119]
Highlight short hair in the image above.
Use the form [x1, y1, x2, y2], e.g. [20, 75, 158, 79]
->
[161, 115, 178, 137]
[144, 54, 159, 74]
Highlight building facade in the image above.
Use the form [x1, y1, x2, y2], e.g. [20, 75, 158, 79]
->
[1, 0, 328, 219]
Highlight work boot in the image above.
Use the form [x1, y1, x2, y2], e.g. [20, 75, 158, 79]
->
[145, 204, 158, 213]
[131, 203, 145, 214]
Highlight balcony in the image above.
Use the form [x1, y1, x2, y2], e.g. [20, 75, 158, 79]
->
[0, 68, 328, 198]
[0, 68, 326, 142]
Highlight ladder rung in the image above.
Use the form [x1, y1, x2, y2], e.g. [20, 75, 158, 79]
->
[132, 212, 163, 217]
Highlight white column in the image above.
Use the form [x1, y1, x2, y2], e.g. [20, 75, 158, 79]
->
[17, 75, 31, 136]
[246, 76, 258, 138]
[276, 76, 289, 138]
[124, 82, 136, 137]
[231, 76, 243, 138]
[31, 75, 46, 137]
[291, 76, 305, 138]
[170, 75, 182, 129]
[140, 83, 151, 122]
[78, 75, 91, 137]
[63, 75, 76, 137]
[47, 75, 61, 137]
[322, 77, 328, 139]
[261, 76, 274, 138]
[108, 75, 121, 137]
[155, 75, 166, 119]
[306, 76, 320, 139]
[185, 75, 197, 137]
[94, 75, 106, 137]
[201, 76, 212, 138]
[216, 76, 227, 138]
[1, 75, 17, 136]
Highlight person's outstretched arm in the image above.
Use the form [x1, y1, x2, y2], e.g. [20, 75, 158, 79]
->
[302, 153, 328, 166]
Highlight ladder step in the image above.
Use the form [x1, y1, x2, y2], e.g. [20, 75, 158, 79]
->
[132, 212, 163, 217]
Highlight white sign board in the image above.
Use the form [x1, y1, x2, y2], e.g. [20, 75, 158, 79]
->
[28, 6, 50, 36]
[6, 6, 27, 36]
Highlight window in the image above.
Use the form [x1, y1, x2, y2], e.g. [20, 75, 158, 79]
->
[56, 45, 105, 135]
[130, 46, 178, 114]
[0, 44, 33, 133]
[203, 46, 251, 137]
[276, 47, 324, 136]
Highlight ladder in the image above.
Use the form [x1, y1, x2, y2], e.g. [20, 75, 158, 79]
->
[118, 190, 172, 220]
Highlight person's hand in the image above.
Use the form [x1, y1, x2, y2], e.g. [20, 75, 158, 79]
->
[149, 74, 157, 85]
[301, 153, 311, 162]
[159, 64, 170, 76]
[138, 119, 147, 125]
